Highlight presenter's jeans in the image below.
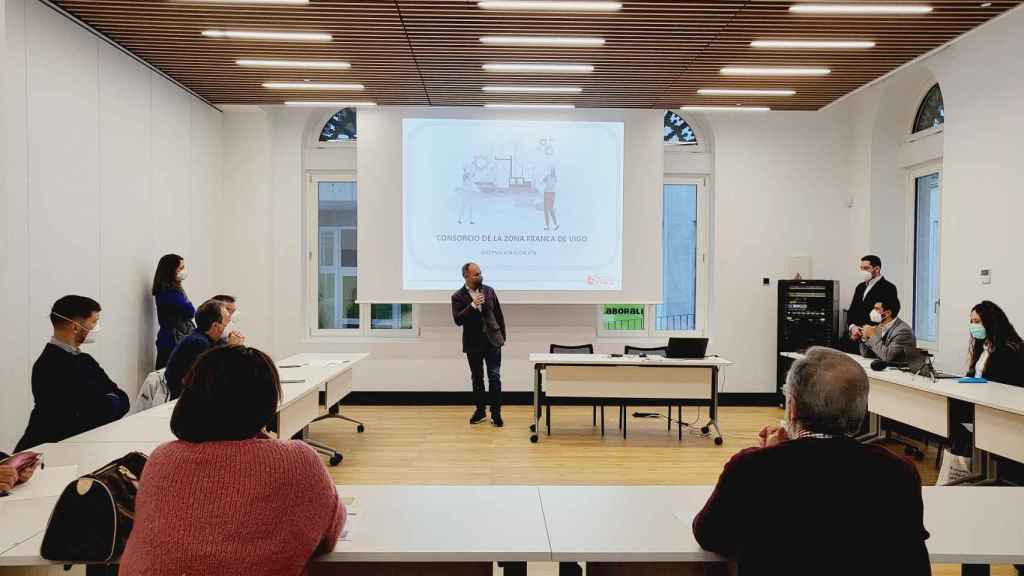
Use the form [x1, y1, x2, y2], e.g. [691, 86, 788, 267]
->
[467, 345, 502, 415]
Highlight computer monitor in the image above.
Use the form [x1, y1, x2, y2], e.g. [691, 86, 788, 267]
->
[667, 338, 709, 359]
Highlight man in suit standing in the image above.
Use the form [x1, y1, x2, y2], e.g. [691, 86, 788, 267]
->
[847, 255, 898, 349]
[861, 295, 917, 363]
[452, 262, 507, 427]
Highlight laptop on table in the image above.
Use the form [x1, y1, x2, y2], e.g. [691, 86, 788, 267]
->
[667, 337, 709, 359]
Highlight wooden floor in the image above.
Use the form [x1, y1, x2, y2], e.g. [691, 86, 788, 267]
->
[309, 404, 1016, 576]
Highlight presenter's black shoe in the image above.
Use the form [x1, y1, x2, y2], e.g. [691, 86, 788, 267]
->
[470, 410, 487, 424]
[491, 415, 504, 428]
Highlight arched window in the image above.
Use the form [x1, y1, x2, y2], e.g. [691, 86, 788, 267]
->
[913, 84, 944, 133]
[319, 108, 357, 142]
[664, 110, 697, 145]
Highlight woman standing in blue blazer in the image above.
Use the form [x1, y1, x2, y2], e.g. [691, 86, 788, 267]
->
[152, 254, 195, 369]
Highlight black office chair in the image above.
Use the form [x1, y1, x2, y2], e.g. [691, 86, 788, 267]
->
[546, 344, 594, 436]
[623, 345, 667, 356]
[623, 345, 672, 434]
[550, 344, 594, 355]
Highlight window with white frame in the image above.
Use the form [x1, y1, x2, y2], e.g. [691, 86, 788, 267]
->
[599, 177, 705, 336]
[310, 175, 415, 335]
[912, 84, 944, 134]
[911, 169, 941, 345]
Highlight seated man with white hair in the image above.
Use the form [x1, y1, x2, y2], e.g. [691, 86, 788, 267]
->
[693, 347, 930, 576]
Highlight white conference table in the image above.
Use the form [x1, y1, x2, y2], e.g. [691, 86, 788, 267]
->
[0, 496, 60, 558]
[539, 485, 1024, 566]
[528, 354, 734, 444]
[60, 355, 367, 445]
[4, 484, 1022, 569]
[31, 441, 161, 472]
[325, 485, 550, 563]
[278, 353, 367, 413]
[540, 486, 721, 563]
[59, 412, 176, 444]
[0, 485, 551, 567]
[782, 351, 1024, 465]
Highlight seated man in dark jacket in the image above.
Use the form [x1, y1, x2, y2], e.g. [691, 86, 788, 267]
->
[164, 299, 243, 400]
[15, 296, 130, 451]
[693, 347, 930, 576]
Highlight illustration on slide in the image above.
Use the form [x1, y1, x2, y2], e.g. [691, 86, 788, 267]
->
[542, 165, 559, 231]
[452, 137, 559, 229]
[456, 165, 476, 225]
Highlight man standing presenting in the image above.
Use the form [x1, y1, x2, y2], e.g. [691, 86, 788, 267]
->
[452, 262, 506, 427]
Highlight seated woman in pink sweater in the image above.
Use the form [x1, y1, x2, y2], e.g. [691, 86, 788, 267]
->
[121, 346, 345, 576]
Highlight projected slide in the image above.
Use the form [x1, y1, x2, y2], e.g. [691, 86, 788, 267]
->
[403, 118, 624, 291]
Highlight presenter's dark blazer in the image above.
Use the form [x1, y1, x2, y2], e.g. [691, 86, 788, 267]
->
[848, 277, 898, 328]
[452, 285, 506, 353]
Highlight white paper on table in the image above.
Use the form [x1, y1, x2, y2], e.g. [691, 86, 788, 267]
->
[1, 465, 78, 501]
[309, 359, 350, 367]
[342, 496, 358, 515]
[338, 515, 357, 541]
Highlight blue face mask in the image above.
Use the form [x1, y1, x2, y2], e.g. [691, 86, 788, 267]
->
[970, 323, 987, 341]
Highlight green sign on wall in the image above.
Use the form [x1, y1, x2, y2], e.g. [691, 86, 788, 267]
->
[602, 304, 645, 331]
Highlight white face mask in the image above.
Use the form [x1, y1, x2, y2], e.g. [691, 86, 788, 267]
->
[177, 270, 188, 282]
[860, 269, 873, 282]
[53, 312, 99, 346]
[869, 309, 883, 324]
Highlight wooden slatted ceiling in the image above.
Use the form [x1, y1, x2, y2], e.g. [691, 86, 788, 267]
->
[52, 0, 1020, 110]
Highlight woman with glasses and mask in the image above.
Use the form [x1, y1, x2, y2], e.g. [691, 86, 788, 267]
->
[15, 295, 129, 451]
[152, 253, 195, 369]
[121, 345, 346, 576]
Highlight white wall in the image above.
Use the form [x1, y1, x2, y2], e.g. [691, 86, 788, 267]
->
[0, 0, 223, 451]
[837, 4, 1024, 374]
[220, 104, 851, 396]
[700, 108, 852, 396]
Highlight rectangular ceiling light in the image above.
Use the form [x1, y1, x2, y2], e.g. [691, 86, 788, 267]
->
[751, 40, 876, 49]
[789, 4, 932, 14]
[478, 1, 622, 11]
[698, 88, 795, 96]
[681, 106, 771, 112]
[179, 0, 309, 4]
[284, 101, 377, 107]
[721, 66, 831, 76]
[484, 103, 576, 109]
[483, 63, 594, 73]
[480, 36, 605, 47]
[264, 83, 365, 90]
[237, 59, 351, 69]
[202, 30, 332, 42]
[483, 86, 582, 93]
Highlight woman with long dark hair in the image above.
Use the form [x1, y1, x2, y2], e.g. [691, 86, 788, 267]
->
[967, 300, 1024, 385]
[944, 301, 1024, 487]
[152, 254, 195, 369]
